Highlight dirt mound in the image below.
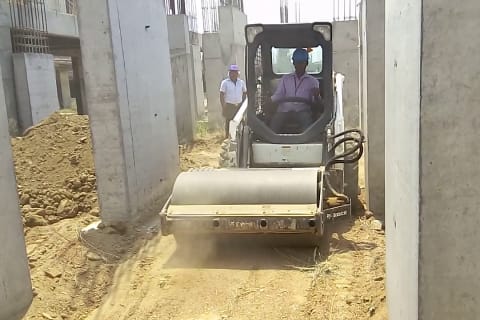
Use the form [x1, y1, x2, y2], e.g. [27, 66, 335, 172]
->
[11, 112, 99, 227]
[179, 133, 224, 171]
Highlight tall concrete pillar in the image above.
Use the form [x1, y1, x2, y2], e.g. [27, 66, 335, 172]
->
[78, 0, 179, 225]
[360, 0, 385, 218]
[0, 0, 19, 135]
[71, 56, 87, 115]
[203, 5, 247, 129]
[386, 0, 480, 319]
[191, 40, 205, 118]
[0, 65, 32, 320]
[333, 20, 360, 129]
[13, 53, 60, 133]
[203, 32, 225, 129]
[167, 14, 196, 144]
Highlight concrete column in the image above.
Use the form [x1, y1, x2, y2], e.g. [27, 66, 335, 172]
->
[191, 43, 205, 118]
[78, 0, 179, 225]
[167, 14, 196, 144]
[0, 65, 32, 320]
[71, 56, 87, 115]
[333, 20, 360, 129]
[203, 5, 247, 129]
[13, 53, 60, 133]
[56, 66, 72, 109]
[360, 0, 385, 218]
[0, 0, 19, 135]
[203, 33, 225, 129]
[386, 0, 480, 319]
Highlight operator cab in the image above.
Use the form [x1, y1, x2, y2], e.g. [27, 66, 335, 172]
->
[245, 23, 333, 145]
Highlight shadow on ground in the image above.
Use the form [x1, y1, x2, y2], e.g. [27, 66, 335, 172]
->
[163, 217, 377, 271]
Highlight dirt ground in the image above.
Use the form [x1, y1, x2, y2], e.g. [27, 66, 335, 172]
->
[15, 113, 386, 320]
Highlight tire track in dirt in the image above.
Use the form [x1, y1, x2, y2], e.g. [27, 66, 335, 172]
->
[86, 234, 316, 320]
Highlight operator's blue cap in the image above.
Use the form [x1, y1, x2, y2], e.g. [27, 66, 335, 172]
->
[292, 48, 309, 63]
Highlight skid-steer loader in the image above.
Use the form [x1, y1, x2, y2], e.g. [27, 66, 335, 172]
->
[160, 22, 364, 255]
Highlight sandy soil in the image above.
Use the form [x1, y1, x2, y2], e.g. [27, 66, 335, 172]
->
[16, 113, 386, 320]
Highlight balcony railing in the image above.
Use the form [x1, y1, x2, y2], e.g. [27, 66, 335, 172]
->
[9, 0, 49, 53]
[164, 0, 199, 32]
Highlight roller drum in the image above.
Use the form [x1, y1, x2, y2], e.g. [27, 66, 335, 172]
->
[170, 169, 319, 206]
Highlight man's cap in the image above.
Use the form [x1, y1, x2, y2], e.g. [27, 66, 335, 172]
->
[292, 48, 309, 63]
[229, 64, 240, 71]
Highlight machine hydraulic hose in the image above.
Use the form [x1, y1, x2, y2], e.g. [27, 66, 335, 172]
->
[324, 129, 365, 202]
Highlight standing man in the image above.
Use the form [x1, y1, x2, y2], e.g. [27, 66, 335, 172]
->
[220, 64, 247, 138]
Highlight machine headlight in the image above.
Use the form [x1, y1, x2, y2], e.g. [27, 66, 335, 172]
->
[313, 24, 331, 41]
[246, 25, 264, 44]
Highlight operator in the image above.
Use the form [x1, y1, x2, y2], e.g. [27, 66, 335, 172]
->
[270, 48, 321, 133]
[220, 64, 247, 138]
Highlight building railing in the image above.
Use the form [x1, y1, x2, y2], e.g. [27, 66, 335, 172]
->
[333, 0, 359, 21]
[201, 0, 244, 33]
[9, 0, 49, 53]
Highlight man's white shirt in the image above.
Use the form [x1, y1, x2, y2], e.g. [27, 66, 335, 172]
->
[220, 78, 247, 104]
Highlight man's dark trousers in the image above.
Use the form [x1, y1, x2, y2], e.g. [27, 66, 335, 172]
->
[224, 103, 241, 138]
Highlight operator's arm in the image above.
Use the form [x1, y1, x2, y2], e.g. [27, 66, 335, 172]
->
[220, 80, 226, 115]
[311, 79, 321, 100]
[271, 76, 286, 103]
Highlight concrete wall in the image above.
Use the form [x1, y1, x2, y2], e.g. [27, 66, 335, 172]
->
[47, 10, 79, 38]
[167, 14, 190, 52]
[204, 6, 247, 129]
[384, 0, 420, 318]
[45, 0, 78, 37]
[333, 20, 360, 129]
[167, 15, 196, 144]
[419, 0, 480, 318]
[0, 0, 18, 135]
[46, 0, 66, 12]
[360, 0, 385, 218]
[78, 0, 179, 224]
[0, 64, 32, 320]
[386, 0, 480, 319]
[13, 53, 59, 132]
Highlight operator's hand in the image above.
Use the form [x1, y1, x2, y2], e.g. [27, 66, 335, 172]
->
[221, 104, 226, 117]
[263, 96, 274, 114]
[311, 87, 321, 98]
